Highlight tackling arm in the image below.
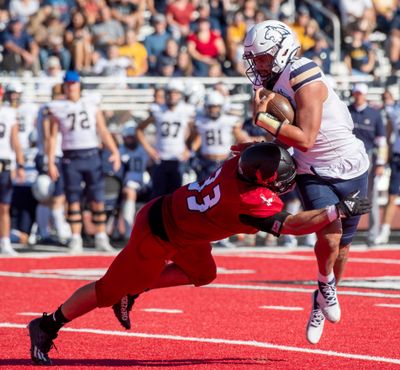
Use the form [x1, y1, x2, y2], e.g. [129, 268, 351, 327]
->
[240, 192, 371, 236]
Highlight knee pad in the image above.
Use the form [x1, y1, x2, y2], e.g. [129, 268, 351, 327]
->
[91, 209, 107, 225]
[66, 209, 82, 224]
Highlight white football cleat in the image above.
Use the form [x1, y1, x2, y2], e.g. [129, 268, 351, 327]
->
[1, 242, 18, 256]
[306, 290, 325, 344]
[68, 236, 83, 254]
[94, 234, 115, 252]
[317, 278, 341, 323]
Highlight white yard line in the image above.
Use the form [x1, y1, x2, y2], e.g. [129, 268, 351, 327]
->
[259, 306, 303, 311]
[375, 303, 400, 308]
[2, 322, 399, 365]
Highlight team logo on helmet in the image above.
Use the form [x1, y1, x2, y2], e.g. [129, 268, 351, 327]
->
[262, 25, 291, 45]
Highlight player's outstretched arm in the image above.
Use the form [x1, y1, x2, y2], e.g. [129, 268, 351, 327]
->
[240, 191, 371, 236]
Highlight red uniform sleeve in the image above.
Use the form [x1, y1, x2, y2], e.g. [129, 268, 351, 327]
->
[239, 186, 284, 218]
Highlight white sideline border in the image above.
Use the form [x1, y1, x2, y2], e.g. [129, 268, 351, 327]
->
[1, 323, 399, 365]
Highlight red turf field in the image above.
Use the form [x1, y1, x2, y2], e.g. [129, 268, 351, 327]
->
[0, 246, 400, 369]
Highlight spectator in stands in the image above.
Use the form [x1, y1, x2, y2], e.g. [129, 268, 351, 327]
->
[92, 44, 132, 80]
[109, 0, 145, 33]
[375, 90, 400, 245]
[241, 0, 257, 28]
[75, 0, 101, 26]
[304, 32, 332, 74]
[290, 5, 312, 53]
[166, 0, 195, 40]
[155, 54, 176, 77]
[159, 37, 179, 64]
[119, 29, 148, 77]
[263, 0, 283, 20]
[9, 0, 39, 26]
[91, 6, 124, 56]
[37, 13, 71, 70]
[173, 47, 193, 76]
[349, 83, 387, 246]
[43, 0, 76, 25]
[1, 17, 40, 75]
[389, 10, 400, 72]
[338, 0, 376, 34]
[344, 24, 376, 75]
[144, 13, 171, 74]
[374, 0, 397, 34]
[190, 2, 221, 34]
[226, 11, 247, 71]
[187, 18, 226, 77]
[65, 9, 93, 71]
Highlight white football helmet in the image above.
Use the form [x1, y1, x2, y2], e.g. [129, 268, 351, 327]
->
[6, 81, 23, 94]
[32, 174, 55, 202]
[204, 91, 225, 107]
[204, 91, 224, 119]
[243, 20, 300, 86]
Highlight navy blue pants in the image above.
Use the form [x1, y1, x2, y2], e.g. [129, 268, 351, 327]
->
[296, 171, 368, 246]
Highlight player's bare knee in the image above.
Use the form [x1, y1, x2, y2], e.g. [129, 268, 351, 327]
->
[316, 232, 342, 253]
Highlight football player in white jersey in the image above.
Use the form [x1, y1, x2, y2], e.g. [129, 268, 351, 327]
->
[0, 84, 25, 255]
[118, 121, 151, 238]
[137, 79, 195, 198]
[192, 91, 247, 180]
[47, 71, 121, 253]
[242, 20, 369, 344]
[5, 81, 39, 153]
[35, 84, 70, 244]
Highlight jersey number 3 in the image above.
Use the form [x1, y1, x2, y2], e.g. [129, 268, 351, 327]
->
[187, 168, 222, 212]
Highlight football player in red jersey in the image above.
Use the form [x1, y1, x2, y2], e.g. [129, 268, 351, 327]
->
[27, 143, 371, 365]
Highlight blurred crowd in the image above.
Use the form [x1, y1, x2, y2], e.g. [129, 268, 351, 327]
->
[0, 0, 399, 79]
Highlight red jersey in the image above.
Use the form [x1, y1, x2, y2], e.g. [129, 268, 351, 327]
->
[162, 155, 284, 245]
[187, 31, 221, 57]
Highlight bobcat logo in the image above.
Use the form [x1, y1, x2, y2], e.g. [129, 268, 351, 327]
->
[261, 25, 290, 45]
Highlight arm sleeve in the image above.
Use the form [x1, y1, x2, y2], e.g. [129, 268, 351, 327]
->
[239, 211, 291, 237]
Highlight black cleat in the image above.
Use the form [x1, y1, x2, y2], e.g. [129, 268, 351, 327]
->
[28, 315, 58, 366]
[112, 294, 139, 330]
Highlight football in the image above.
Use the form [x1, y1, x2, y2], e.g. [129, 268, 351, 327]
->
[259, 89, 295, 125]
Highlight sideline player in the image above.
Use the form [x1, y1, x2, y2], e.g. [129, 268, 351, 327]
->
[0, 84, 25, 255]
[35, 84, 70, 243]
[119, 121, 151, 239]
[47, 71, 121, 253]
[242, 20, 370, 344]
[136, 79, 195, 198]
[27, 142, 371, 365]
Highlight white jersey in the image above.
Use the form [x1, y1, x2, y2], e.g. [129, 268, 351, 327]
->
[17, 103, 38, 151]
[262, 57, 369, 179]
[36, 104, 63, 157]
[151, 102, 194, 160]
[195, 113, 239, 156]
[119, 144, 149, 187]
[48, 97, 99, 151]
[0, 106, 17, 161]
